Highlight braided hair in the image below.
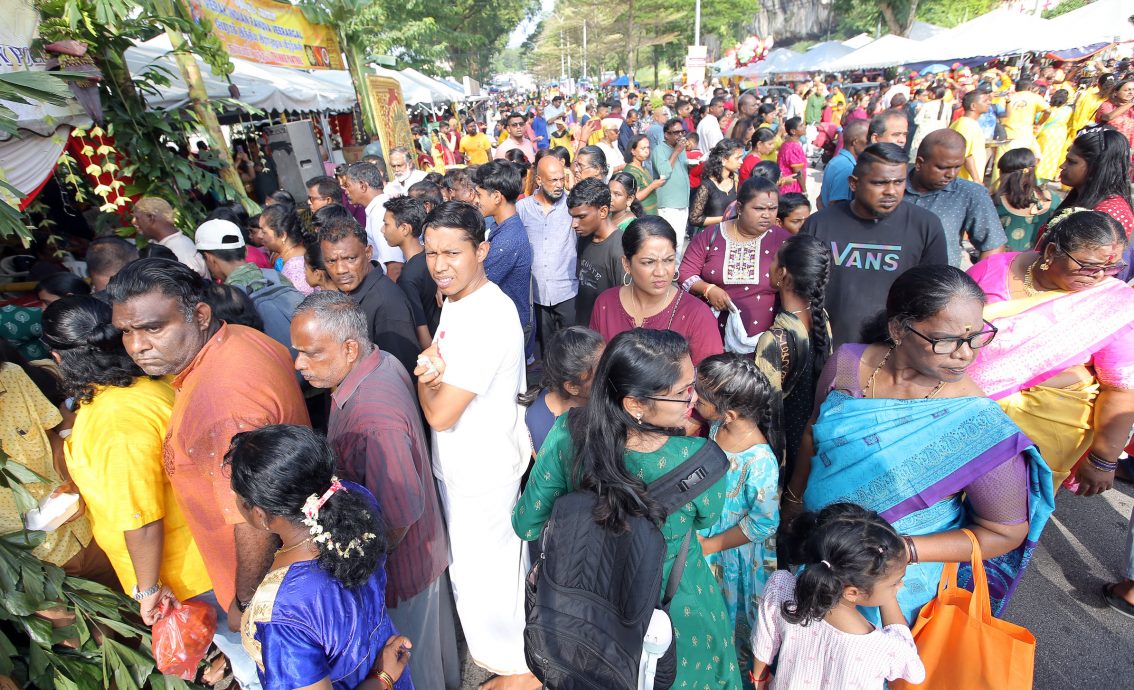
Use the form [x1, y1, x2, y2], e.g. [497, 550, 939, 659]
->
[775, 235, 833, 377]
[695, 353, 785, 465]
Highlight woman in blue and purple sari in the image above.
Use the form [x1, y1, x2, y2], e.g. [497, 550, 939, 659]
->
[228, 425, 413, 690]
[783, 265, 1055, 624]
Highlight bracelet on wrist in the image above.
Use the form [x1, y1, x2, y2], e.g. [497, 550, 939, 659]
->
[368, 670, 395, 690]
[1086, 450, 1118, 472]
[702, 284, 715, 300]
[132, 581, 162, 601]
[902, 535, 919, 564]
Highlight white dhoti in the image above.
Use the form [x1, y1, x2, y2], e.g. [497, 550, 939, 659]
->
[437, 478, 530, 675]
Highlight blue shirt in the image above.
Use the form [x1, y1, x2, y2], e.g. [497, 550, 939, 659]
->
[820, 148, 856, 207]
[904, 176, 1007, 267]
[484, 213, 534, 330]
[516, 193, 578, 306]
[531, 116, 549, 150]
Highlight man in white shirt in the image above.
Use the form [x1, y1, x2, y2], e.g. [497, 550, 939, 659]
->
[697, 96, 726, 154]
[389, 146, 428, 188]
[785, 82, 807, 121]
[131, 196, 209, 278]
[343, 161, 404, 280]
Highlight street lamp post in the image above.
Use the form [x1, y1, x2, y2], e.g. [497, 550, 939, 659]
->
[694, 0, 702, 47]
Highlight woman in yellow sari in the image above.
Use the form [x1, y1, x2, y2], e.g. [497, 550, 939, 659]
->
[967, 209, 1134, 495]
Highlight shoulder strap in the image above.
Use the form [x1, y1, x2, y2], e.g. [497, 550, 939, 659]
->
[664, 289, 684, 330]
[661, 531, 691, 608]
[645, 441, 728, 516]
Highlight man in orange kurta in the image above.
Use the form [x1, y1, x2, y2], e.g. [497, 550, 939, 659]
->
[108, 257, 309, 690]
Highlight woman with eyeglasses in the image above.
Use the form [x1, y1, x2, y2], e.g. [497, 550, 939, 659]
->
[512, 328, 741, 690]
[784, 264, 1054, 625]
[968, 209, 1134, 497]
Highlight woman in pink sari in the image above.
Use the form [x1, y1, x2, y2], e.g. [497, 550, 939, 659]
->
[968, 209, 1134, 496]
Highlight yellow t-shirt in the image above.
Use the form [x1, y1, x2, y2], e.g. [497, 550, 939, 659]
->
[0, 363, 90, 567]
[1070, 88, 1104, 139]
[550, 130, 573, 151]
[950, 116, 987, 183]
[65, 377, 211, 600]
[459, 133, 493, 165]
[1003, 91, 1048, 144]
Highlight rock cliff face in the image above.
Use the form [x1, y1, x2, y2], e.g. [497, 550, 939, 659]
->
[753, 0, 836, 41]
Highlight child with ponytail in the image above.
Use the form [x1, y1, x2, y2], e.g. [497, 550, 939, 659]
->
[694, 353, 783, 688]
[752, 502, 925, 689]
[227, 424, 412, 690]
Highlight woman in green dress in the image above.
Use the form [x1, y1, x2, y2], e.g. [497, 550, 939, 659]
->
[992, 148, 1059, 252]
[624, 135, 665, 215]
[512, 328, 741, 690]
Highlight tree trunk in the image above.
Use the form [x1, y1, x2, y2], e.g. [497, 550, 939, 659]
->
[878, 1, 905, 36]
[154, 0, 250, 209]
[903, 0, 921, 35]
[626, 0, 636, 79]
[341, 32, 378, 137]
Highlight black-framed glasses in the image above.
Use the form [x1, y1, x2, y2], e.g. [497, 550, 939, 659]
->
[906, 320, 998, 355]
[1059, 248, 1127, 277]
[644, 384, 696, 405]
[665, 128, 686, 135]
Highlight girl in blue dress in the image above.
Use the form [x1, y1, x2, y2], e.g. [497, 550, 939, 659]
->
[694, 353, 782, 689]
[228, 424, 413, 690]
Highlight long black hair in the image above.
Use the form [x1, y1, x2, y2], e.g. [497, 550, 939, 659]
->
[995, 148, 1043, 207]
[261, 203, 305, 246]
[41, 295, 142, 405]
[776, 235, 833, 375]
[703, 138, 744, 183]
[609, 172, 645, 217]
[1057, 127, 1132, 213]
[518, 326, 605, 406]
[36, 272, 91, 301]
[695, 352, 785, 463]
[568, 329, 690, 532]
[226, 425, 387, 588]
[861, 265, 986, 344]
[780, 502, 905, 626]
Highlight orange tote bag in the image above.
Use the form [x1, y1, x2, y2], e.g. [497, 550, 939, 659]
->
[891, 529, 1035, 690]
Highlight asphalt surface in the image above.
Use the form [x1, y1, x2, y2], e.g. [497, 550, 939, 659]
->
[453, 482, 1134, 689]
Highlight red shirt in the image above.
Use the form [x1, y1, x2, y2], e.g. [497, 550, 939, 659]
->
[328, 348, 448, 605]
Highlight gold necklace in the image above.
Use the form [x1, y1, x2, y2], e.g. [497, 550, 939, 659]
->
[628, 285, 673, 327]
[866, 346, 946, 399]
[276, 537, 312, 556]
[1022, 259, 1047, 297]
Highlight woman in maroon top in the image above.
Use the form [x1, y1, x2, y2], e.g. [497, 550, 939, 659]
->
[679, 176, 791, 340]
[590, 216, 723, 365]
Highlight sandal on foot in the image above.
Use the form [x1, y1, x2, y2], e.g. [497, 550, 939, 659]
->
[1103, 583, 1134, 618]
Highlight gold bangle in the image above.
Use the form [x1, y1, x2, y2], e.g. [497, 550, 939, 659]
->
[702, 284, 715, 299]
[373, 671, 394, 690]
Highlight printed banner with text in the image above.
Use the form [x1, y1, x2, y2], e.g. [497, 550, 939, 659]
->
[187, 0, 344, 70]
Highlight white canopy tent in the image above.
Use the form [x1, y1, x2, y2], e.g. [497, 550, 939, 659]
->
[1042, 0, 1134, 49]
[768, 41, 857, 74]
[125, 35, 357, 113]
[722, 48, 802, 77]
[826, 34, 920, 71]
[402, 68, 465, 102]
[902, 9, 1057, 64]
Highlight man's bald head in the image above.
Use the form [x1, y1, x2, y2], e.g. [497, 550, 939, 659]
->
[918, 128, 965, 161]
[536, 155, 566, 202]
[737, 92, 759, 117]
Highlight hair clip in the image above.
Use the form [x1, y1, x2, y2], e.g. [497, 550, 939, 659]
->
[820, 560, 832, 569]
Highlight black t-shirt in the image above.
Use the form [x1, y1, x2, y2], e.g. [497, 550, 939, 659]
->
[398, 252, 441, 336]
[801, 201, 948, 348]
[575, 229, 627, 326]
[348, 263, 421, 375]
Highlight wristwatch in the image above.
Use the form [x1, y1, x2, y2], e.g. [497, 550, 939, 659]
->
[236, 596, 250, 613]
[132, 582, 162, 601]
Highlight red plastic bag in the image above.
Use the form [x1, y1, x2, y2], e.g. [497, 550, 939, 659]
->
[152, 600, 218, 679]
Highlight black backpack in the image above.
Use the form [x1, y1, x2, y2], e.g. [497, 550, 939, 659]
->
[524, 441, 728, 690]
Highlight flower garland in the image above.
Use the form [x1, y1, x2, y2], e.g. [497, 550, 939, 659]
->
[724, 35, 774, 70]
[300, 477, 376, 559]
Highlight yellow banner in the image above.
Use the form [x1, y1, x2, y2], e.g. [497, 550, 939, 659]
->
[365, 76, 415, 180]
[186, 0, 343, 70]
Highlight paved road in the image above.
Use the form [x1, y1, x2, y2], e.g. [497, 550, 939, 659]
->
[454, 482, 1134, 689]
[1003, 481, 1134, 689]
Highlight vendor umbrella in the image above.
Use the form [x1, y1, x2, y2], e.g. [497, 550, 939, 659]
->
[920, 64, 950, 75]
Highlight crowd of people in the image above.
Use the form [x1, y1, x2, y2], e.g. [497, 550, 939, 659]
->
[2, 52, 1134, 690]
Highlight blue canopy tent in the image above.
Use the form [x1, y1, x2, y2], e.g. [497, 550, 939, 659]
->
[611, 75, 638, 87]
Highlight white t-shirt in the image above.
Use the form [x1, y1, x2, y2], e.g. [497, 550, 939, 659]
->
[159, 232, 210, 279]
[364, 195, 405, 266]
[431, 281, 531, 495]
[597, 141, 625, 180]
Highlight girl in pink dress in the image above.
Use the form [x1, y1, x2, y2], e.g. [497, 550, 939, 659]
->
[752, 503, 925, 690]
[776, 117, 808, 196]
